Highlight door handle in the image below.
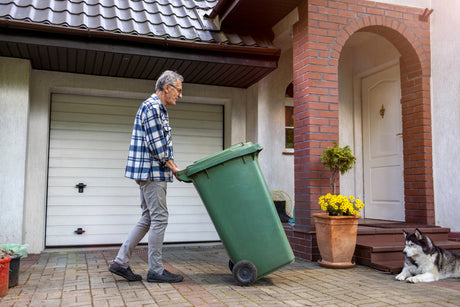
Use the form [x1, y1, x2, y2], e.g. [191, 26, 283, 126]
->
[75, 182, 87, 193]
[396, 133, 403, 136]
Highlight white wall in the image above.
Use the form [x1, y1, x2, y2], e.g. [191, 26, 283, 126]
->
[430, 1, 460, 231]
[21, 69, 247, 253]
[0, 57, 30, 244]
[252, 10, 298, 212]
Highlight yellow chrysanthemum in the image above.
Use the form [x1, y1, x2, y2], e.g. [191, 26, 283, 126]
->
[318, 194, 365, 216]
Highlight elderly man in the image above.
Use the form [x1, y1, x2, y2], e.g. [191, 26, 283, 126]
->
[109, 70, 184, 283]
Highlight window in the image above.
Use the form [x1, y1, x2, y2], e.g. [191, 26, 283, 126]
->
[285, 106, 294, 149]
[285, 82, 294, 150]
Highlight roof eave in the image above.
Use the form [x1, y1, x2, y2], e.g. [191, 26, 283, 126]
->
[0, 19, 280, 57]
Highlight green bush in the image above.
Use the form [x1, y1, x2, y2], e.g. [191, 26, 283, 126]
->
[320, 142, 356, 195]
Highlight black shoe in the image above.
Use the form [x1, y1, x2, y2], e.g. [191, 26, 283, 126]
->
[109, 261, 142, 281]
[147, 269, 183, 283]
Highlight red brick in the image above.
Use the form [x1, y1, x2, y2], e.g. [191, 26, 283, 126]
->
[348, 4, 366, 13]
[309, 12, 329, 21]
[329, 1, 347, 10]
[319, 21, 340, 30]
[338, 9, 357, 19]
[386, 10, 403, 19]
[376, 2, 395, 10]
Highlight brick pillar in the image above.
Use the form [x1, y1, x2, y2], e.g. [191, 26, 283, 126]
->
[290, 0, 433, 260]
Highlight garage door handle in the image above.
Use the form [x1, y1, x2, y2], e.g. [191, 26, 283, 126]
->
[75, 182, 87, 193]
[74, 228, 85, 235]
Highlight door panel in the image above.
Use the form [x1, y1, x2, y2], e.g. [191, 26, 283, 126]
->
[362, 65, 404, 221]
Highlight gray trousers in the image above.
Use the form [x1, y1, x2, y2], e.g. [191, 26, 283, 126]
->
[115, 181, 168, 274]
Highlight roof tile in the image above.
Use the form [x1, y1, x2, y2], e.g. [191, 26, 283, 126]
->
[0, 0, 272, 47]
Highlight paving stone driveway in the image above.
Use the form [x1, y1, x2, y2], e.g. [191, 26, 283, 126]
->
[1, 244, 460, 306]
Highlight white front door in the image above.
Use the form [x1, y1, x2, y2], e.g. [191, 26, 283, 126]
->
[362, 65, 404, 221]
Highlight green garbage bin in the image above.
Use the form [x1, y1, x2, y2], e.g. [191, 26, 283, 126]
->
[177, 142, 294, 286]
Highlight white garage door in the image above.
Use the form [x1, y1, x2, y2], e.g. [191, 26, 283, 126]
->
[46, 93, 223, 246]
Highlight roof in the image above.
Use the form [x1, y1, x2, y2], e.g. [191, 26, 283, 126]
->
[210, 0, 303, 34]
[0, 0, 298, 87]
[0, 0, 273, 48]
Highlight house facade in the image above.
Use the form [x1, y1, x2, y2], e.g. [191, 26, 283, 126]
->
[1, 0, 459, 261]
[284, 0, 460, 260]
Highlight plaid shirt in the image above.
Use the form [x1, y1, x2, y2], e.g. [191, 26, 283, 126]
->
[125, 94, 174, 182]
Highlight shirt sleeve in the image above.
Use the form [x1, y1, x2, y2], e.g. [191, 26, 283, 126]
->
[141, 105, 173, 165]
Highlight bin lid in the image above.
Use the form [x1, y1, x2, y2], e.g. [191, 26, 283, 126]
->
[176, 142, 262, 182]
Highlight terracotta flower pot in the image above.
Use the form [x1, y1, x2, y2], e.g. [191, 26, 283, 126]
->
[313, 213, 361, 269]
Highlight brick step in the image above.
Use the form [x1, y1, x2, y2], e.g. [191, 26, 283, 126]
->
[368, 260, 404, 274]
[355, 239, 460, 274]
[357, 226, 452, 245]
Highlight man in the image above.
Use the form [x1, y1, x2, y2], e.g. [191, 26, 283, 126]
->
[109, 70, 184, 283]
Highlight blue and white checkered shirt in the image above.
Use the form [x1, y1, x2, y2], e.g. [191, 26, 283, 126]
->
[125, 94, 174, 182]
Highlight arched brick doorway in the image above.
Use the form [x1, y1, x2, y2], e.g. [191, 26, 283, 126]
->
[288, 0, 433, 260]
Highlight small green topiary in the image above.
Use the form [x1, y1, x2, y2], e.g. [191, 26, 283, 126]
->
[320, 142, 356, 195]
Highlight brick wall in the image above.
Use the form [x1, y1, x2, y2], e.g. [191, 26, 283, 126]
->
[290, 0, 432, 260]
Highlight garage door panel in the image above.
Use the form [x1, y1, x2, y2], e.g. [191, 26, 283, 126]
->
[48, 177, 137, 188]
[169, 112, 222, 124]
[47, 185, 199, 198]
[173, 136, 222, 147]
[51, 112, 136, 125]
[49, 139, 129, 151]
[46, 93, 222, 246]
[51, 121, 134, 133]
[48, 187, 140, 197]
[48, 205, 140, 216]
[49, 168, 126, 178]
[46, 235, 126, 246]
[49, 148, 129, 160]
[173, 127, 223, 137]
[47, 215, 141, 226]
[168, 103, 222, 113]
[164, 232, 220, 242]
[49, 158, 127, 169]
[171, 119, 222, 130]
[47, 229, 219, 246]
[52, 93, 141, 107]
[47, 203, 207, 216]
[47, 195, 137, 206]
[47, 228, 135, 245]
[47, 186, 199, 198]
[173, 144, 223, 157]
[47, 223, 217, 238]
[49, 215, 213, 227]
[52, 102, 138, 117]
[51, 129, 131, 142]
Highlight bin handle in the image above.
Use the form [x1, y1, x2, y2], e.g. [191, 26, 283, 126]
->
[176, 170, 193, 183]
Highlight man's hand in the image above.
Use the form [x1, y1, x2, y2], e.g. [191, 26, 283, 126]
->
[165, 160, 182, 181]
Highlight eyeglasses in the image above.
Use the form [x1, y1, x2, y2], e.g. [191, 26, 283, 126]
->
[169, 84, 182, 95]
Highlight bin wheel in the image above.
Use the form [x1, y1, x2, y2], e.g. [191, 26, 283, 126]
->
[232, 260, 257, 286]
[229, 260, 234, 272]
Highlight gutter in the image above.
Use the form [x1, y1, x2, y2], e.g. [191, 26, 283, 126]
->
[0, 19, 280, 57]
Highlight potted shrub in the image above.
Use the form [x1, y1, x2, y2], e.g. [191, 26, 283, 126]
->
[314, 143, 364, 268]
[320, 142, 356, 195]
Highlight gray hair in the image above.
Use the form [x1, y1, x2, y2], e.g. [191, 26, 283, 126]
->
[155, 70, 184, 91]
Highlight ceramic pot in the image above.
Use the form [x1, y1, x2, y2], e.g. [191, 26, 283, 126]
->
[314, 213, 360, 268]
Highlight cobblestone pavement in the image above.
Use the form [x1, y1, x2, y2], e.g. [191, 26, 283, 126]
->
[1, 244, 460, 306]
